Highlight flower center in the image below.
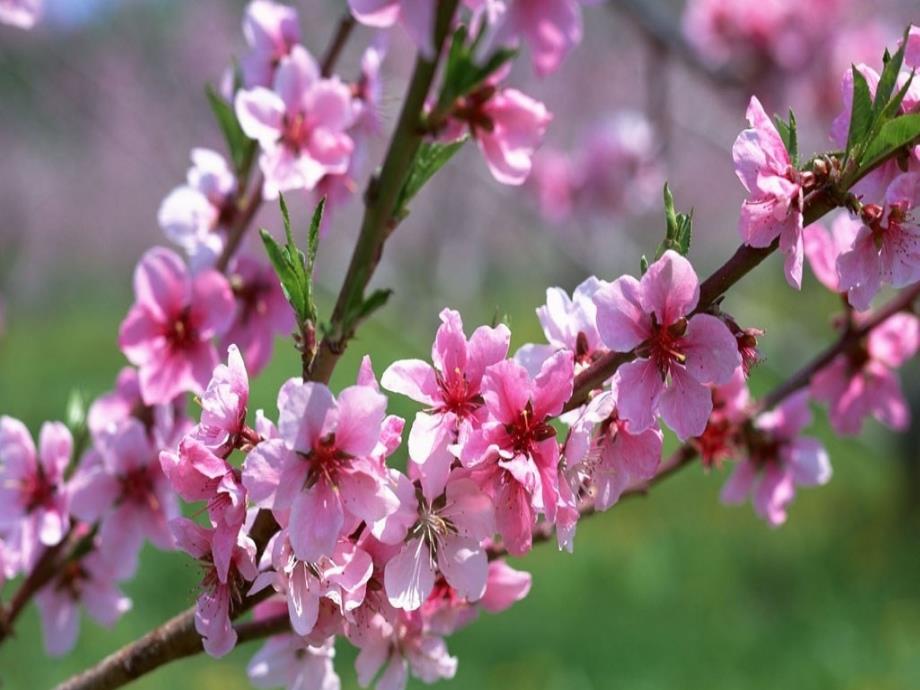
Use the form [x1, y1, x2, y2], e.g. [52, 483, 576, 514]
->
[303, 434, 350, 487]
[166, 309, 197, 350]
[639, 316, 688, 379]
[230, 273, 272, 326]
[434, 368, 483, 418]
[281, 111, 312, 151]
[504, 401, 556, 455]
[120, 467, 159, 511]
[22, 466, 56, 512]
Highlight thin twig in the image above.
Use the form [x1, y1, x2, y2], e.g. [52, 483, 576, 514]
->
[320, 16, 356, 77]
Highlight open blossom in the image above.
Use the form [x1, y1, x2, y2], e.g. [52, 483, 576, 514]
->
[252, 531, 373, 638]
[460, 350, 574, 555]
[733, 96, 805, 288]
[381, 308, 510, 500]
[0, 417, 71, 570]
[160, 437, 246, 582]
[721, 392, 831, 526]
[87, 367, 189, 449]
[0, 0, 41, 29]
[157, 148, 236, 271]
[480, 560, 532, 613]
[695, 367, 750, 469]
[171, 517, 258, 657]
[351, 599, 458, 690]
[515, 277, 609, 375]
[563, 387, 662, 513]
[445, 83, 552, 185]
[495, 0, 585, 75]
[248, 636, 340, 690]
[837, 173, 920, 310]
[35, 551, 132, 657]
[191, 345, 250, 455]
[69, 419, 178, 579]
[236, 45, 357, 198]
[382, 476, 494, 611]
[223, 256, 294, 376]
[118, 247, 236, 405]
[246, 378, 398, 562]
[241, 0, 301, 88]
[594, 250, 741, 440]
[811, 313, 920, 435]
[803, 213, 861, 293]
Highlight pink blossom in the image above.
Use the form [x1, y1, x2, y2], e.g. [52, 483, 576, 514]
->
[347, 0, 436, 57]
[87, 367, 190, 449]
[381, 308, 510, 500]
[118, 247, 236, 405]
[35, 551, 132, 657]
[837, 173, 920, 310]
[593, 250, 741, 440]
[460, 350, 574, 555]
[160, 437, 246, 582]
[248, 636, 340, 690]
[253, 378, 398, 562]
[191, 345, 251, 455]
[251, 531, 373, 638]
[223, 256, 294, 376]
[496, 0, 585, 76]
[0, 0, 41, 29]
[564, 387, 662, 513]
[382, 477, 494, 611]
[353, 35, 388, 135]
[695, 367, 750, 469]
[479, 559, 532, 613]
[418, 579, 478, 635]
[447, 86, 552, 185]
[171, 517, 258, 657]
[811, 313, 920, 435]
[351, 600, 457, 690]
[0, 417, 71, 570]
[235, 45, 357, 198]
[803, 213, 861, 293]
[157, 149, 237, 271]
[515, 277, 609, 375]
[733, 96, 805, 288]
[720, 391, 831, 526]
[69, 420, 178, 578]
[241, 0, 302, 88]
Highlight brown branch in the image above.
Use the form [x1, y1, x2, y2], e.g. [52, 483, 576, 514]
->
[757, 281, 920, 412]
[53, 589, 273, 690]
[214, 171, 265, 273]
[308, 0, 461, 384]
[320, 16, 356, 77]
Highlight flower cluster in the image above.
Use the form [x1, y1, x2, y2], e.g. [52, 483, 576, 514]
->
[5, 5, 920, 690]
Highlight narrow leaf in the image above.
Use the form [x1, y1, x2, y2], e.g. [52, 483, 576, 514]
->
[859, 113, 920, 171]
[846, 66, 874, 155]
[205, 84, 255, 176]
[395, 138, 468, 216]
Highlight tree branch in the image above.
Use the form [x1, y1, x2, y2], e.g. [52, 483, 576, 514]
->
[308, 0, 461, 384]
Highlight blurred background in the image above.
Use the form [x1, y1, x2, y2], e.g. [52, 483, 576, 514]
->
[2, 0, 920, 688]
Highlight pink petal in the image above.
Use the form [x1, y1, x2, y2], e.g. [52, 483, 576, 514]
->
[593, 275, 649, 352]
[659, 366, 713, 441]
[682, 313, 741, 385]
[441, 477, 495, 540]
[277, 379, 336, 454]
[482, 360, 532, 425]
[287, 563, 320, 636]
[289, 480, 343, 562]
[639, 250, 700, 325]
[132, 247, 190, 324]
[720, 459, 756, 505]
[532, 349, 574, 419]
[235, 87, 285, 145]
[479, 560, 532, 613]
[380, 359, 440, 406]
[190, 269, 236, 338]
[242, 439, 290, 508]
[438, 535, 488, 601]
[384, 537, 436, 611]
[612, 359, 664, 433]
[334, 385, 387, 457]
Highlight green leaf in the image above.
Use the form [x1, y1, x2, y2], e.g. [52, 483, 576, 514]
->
[259, 195, 327, 329]
[773, 109, 798, 164]
[205, 84, 256, 176]
[639, 255, 649, 275]
[346, 288, 393, 331]
[873, 35, 907, 119]
[437, 24, 518, 109]
[395, 138, 468, 217]
[859, 113, 920, 172]
[663, 183, 678, 240]
[656, 184, 693, 258]
[846, 66, 874, 156]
